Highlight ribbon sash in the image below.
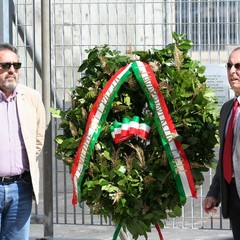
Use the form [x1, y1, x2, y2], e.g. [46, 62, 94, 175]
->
[71, 61, 197, 205]
[132, 61, 197, 201]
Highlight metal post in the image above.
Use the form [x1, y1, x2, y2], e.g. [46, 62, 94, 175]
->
[0, 0, 14, 43]
[41, 0, 53, 237]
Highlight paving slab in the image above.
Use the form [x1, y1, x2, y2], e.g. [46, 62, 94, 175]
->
[30, 224, 233, 240]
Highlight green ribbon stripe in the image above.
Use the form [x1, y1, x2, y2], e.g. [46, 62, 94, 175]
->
[113, 223, 122, 240]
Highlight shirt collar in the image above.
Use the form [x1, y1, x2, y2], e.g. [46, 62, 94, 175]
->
[0, 89, 17, 102]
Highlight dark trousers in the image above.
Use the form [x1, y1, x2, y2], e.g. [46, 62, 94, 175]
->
[228, 179, 240, 240]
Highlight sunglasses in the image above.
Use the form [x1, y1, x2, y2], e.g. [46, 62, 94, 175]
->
[226, 63, 240, 70]
[0, 62, 22, 70]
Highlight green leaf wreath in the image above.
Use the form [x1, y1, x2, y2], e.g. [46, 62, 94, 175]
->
[52, 32, 219, 239]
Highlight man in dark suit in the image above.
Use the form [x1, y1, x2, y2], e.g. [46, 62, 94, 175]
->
[203, 47, 240, 239]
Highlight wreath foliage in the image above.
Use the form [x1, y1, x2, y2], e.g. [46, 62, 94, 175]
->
[52, 32, 219, 239]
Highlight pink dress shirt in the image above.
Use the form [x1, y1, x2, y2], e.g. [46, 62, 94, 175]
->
[0, 90, 29, 176]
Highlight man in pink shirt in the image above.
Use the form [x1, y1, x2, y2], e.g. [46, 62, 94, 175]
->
[0, 43, 46, 239]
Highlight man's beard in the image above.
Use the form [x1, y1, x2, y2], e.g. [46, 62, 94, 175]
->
[2, 81, 17, 91]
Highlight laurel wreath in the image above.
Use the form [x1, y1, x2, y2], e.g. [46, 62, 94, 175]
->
[51, 32, 219, 239]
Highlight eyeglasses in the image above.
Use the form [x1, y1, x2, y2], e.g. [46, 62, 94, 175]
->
[226, 63, 240, 70]
[0, 62, 22, 70]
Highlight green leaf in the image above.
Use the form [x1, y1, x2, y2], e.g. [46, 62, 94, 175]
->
[99, 179, 109, 186]
[103, 150, 111, 160]
[172, 205, 182, 217]
[78, 59, 88, 72]
[101, 184, 119, 193]
[50, 107, 62, 118]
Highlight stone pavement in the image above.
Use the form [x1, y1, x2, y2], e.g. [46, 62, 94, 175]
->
[30, 224, 233, 240]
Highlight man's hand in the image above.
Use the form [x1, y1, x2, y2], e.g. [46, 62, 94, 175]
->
[202, 196, 218, 214]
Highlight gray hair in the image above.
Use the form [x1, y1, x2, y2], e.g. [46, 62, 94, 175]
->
[0, 43, 18, 55]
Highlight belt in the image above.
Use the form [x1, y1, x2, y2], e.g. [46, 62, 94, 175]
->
[0, 171, 30, 183]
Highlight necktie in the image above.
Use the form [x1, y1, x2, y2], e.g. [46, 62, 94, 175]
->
[223, 99, 239, 183]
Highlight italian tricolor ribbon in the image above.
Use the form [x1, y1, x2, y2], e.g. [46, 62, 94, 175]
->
[71, 61, 197, 207]
[110, 116, 151, 143]
[132, 61, 197, 202]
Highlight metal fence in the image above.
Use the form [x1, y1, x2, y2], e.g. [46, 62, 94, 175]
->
[4, 0, 240, 235]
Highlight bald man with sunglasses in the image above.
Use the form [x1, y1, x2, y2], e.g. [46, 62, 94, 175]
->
[203, 47, 240, 239]
[0, 43, 46, 239]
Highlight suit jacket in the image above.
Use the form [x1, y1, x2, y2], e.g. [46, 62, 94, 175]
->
[16, 84, 46, 204]
[207, 98, 234, 218]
